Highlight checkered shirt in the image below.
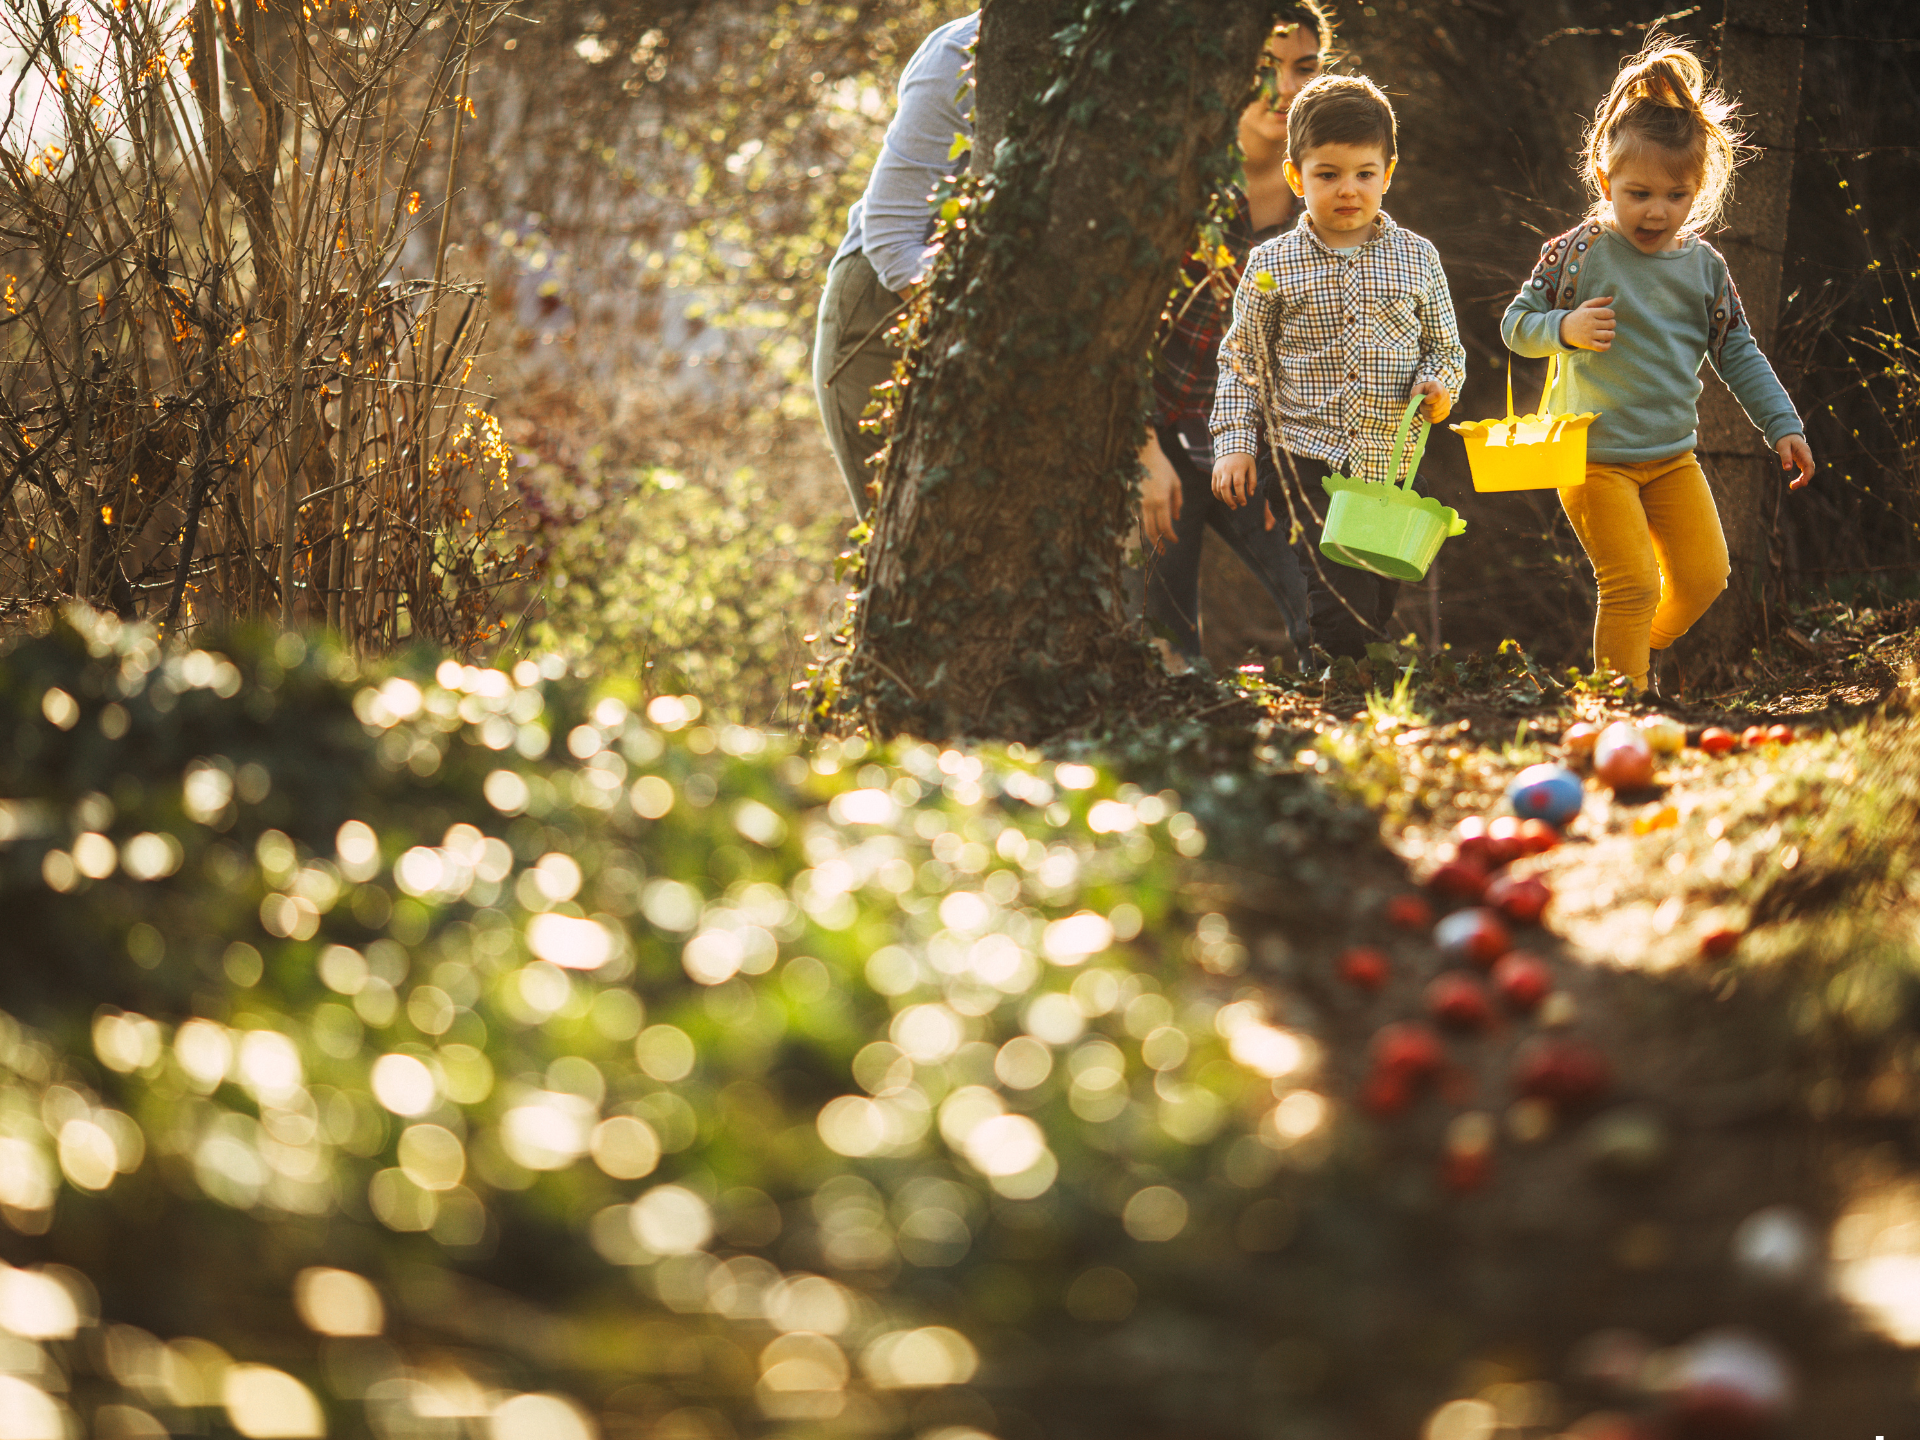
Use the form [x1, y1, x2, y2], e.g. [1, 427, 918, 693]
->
[1210, 211, 1467, 483]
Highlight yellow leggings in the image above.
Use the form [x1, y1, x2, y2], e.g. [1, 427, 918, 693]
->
[1559, 451, 1729, 690]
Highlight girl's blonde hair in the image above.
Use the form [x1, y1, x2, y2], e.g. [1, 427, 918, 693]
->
[1584, 39, 1745, 233]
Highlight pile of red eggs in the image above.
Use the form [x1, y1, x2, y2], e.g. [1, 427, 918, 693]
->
[1342, 810, 1610, 1182]
[1697, 723, 1794, 754]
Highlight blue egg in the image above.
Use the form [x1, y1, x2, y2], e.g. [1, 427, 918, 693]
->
[1507, 763, 1584, 827]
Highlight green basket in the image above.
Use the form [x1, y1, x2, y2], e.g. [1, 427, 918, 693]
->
[1319, 396, 1465, 582]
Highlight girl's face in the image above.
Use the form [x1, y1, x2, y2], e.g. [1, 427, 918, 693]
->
[1601, 151, 1700, 253]
[1241, 24, 1324, 149]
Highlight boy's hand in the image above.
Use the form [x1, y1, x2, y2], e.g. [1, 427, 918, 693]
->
[1560, 296, 1616, 351]
[1777, 434, 1815, 489]
[1411, 380, 1451, 424]
[1212, 452, 1257, 509]
[1140, 437, 1183, 551]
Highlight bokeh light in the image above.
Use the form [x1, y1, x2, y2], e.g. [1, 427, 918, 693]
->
[292, 1269, 384, 1337]
[222, 1366, 325, 1439]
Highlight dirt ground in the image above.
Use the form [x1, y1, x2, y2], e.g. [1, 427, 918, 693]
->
[1176, 602, 1920, 1436]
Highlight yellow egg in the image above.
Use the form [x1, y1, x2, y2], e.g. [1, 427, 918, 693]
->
[1638, 714, 1686, 755]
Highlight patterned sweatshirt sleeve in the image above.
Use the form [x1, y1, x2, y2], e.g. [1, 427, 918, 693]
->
[1501, 233, 1580, 358]
[1209, 247, 1281, 458]
[1413, 243, 1467, 396]
[1704, 252, 1803, 447]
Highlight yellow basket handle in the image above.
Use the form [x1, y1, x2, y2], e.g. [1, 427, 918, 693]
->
[1506, 352, 1564, 420]
[1538, 352, 1561, 417]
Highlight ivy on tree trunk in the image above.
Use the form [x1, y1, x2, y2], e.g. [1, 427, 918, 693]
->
[838, 0, 1280, 739]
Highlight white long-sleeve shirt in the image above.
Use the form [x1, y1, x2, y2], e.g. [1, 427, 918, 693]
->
[831, 12, 979, 295]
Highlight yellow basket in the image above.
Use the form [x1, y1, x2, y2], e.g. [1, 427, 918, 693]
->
[1450, 354, 1599, 492]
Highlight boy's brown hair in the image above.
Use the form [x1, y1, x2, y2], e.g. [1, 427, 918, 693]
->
[1286, 74, 1396, 168]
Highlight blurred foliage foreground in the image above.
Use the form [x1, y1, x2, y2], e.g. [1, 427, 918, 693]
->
[0, 610, 1372, 1440]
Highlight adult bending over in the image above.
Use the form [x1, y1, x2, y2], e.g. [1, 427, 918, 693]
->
[812, 12, 979, 518]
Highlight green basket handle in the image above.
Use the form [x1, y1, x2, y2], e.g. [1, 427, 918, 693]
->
[1387, 394, 1431, 490]
[1505, 353, 1563, 420]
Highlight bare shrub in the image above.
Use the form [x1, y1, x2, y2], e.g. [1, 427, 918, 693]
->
[0, 0, 524, 648]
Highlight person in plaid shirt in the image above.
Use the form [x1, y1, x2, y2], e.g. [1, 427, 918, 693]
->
[1138, 5, 1332, 667]
[1211, 73, 1466, 660]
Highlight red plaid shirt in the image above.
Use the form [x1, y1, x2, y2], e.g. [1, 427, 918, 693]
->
[1151, 187, 1287, 427]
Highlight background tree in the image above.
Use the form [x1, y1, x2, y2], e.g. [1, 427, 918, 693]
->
[1674, 0, 1809, 687]
[841, 0, 1281, 739]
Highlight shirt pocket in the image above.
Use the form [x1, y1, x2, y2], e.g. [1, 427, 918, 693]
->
[1371, 291, 1422, 353]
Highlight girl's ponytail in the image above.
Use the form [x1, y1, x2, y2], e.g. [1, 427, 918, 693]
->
[1583, 37, 1744, 233]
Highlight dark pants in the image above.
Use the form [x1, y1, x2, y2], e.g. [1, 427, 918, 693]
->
[1258, 448, 1403, 660]
[1143, 423, 1312, 661]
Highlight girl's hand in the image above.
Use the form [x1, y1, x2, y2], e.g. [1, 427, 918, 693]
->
[1213, 453, 1257, 509]
[1139, 436, 1183, 551]
[1777, 434, 1815, 489]
[1560, 296, 1616, 351]
[1411, 380, 1451, 424]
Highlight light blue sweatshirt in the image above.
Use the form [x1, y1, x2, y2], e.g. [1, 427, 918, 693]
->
[1501, 220, 1802, 464]
[832, 13, 979, 295]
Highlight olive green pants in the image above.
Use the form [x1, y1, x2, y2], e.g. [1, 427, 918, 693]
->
[812, 250, 904, 518]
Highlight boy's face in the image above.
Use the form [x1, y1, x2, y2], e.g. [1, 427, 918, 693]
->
[1600, 155, 1698, 253]
[1285, 143, 1395, 248]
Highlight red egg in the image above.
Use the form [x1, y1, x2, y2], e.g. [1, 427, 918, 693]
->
[1700, 927, 1741, 960]
[1667, 1330, 1794, 1440]
[1593, 722, 1656, 790]
[1427, 971, 1495, 1030]
[1562, 720, 1602, 761]
[1337, 945, 1389, 991]
[1766, 724, 1794, 745]
[1370, 1021, 1445, 1083]
[1562, 1416, 1654, 1440]
[1670, 1386, 1774, 1440]
[1434, 907, 1511, 967]
[1741, 725, 1769, 748]
[1485, 872, 1551, 926]
[1517, 818, 1561, 854]
[1385, 893, 1435, 931]
[1492, 951, 1553, 1012]
[1428, 856, 1490, 902]
[1360, 1068, 1411, 1117]
[1512, 1035, 1612, 1109]
[1486, 815, 1529, 865]
[1452, 816, 1495, 868]
[1440, 1147, 1493, 1193]
[1698, 726, 1737, 755]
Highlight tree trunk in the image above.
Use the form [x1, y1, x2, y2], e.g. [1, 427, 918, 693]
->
[1673, 0, 1806, 688]
[842, 0, 1277, 738]
[971, 0, 1080, 166]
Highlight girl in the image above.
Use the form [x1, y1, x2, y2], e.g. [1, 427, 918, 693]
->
[1502, 41, 1814, 694]
[1137, 4, 1333, 668]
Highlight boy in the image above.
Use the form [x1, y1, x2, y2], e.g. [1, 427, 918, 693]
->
[1210, 73, 1465, 661]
